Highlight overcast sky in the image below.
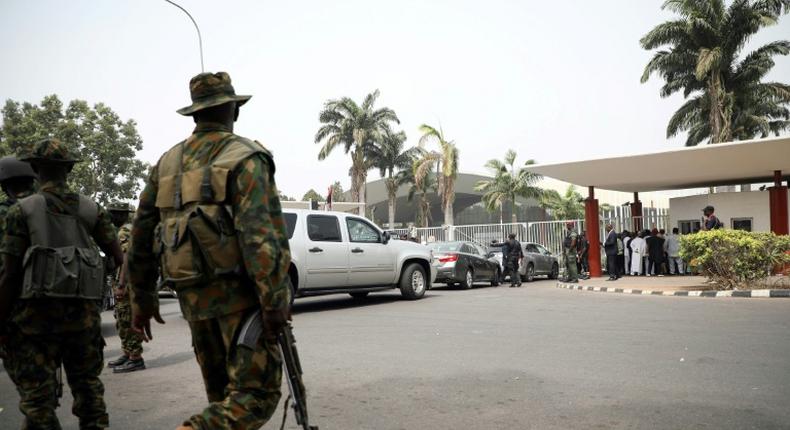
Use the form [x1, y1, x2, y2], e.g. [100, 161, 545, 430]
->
[1, 0, 788, 199]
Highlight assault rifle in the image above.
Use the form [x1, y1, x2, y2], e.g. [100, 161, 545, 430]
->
[237, 314, 318, 430]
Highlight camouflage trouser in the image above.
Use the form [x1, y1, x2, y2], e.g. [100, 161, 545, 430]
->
[3, 326, 108, 429]
[185, 309, 283, 430]
[564, 251, 579, 281]
[114, 293, 143, 357]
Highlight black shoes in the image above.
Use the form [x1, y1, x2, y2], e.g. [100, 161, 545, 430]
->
[113, 358, 146, 373]
[108, 355, 129, 368]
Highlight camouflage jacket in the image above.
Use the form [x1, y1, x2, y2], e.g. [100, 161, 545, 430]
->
[118, 223, 132, 253]
[0, 181, 117, 334]
[128, 122, 292, 321]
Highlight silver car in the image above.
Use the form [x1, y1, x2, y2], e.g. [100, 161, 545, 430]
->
[519, 242, 560, 282]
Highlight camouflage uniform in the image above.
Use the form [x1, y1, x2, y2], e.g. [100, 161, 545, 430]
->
[128, 72, 291, 430]
[113, 223, 143, 359]
[1, 138, 116, 429]
[564, 229, 579, 282]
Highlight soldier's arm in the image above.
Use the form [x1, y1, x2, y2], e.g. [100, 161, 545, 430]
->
[128, 166, 162, 318]
[0, 205, 29, 326]
[231, 154, 292, 313]
[91, 206, 123, 268]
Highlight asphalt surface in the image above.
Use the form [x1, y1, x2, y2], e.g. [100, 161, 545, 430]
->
[1, 280, 790, 429]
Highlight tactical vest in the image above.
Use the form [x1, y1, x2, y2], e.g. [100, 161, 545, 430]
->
[18, 193, 104, 299]
[154, 136, 269, 289]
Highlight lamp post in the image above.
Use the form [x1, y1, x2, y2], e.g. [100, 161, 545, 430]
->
[163, 0, 204, 72]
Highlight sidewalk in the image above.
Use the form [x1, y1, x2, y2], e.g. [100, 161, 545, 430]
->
[568, 275, 711, 292]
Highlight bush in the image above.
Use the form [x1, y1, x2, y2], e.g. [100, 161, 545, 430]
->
[680, 230, 790, 290]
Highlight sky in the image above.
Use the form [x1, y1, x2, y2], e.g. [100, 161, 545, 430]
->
[1, 0, 789, 200]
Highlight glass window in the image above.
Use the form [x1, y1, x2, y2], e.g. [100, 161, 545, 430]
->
[307, 215, 342, 242]
[525, 244, 540, 254]
[474, 244, 488, 256]
[535, 244, 551, 255]
[464, 243, 480, 255]
[731, 218, 753, 232]
[678, 220, 702, 235]
[346, 218, 381, 243]
[429, 242, 462, 252]
[283, 213, 297, 239]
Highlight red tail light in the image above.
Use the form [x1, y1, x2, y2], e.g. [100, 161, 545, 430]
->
[438, 254, 459, 263]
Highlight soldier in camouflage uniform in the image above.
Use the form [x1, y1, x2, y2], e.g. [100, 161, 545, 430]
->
[128, 72, 292, 430]
[0, 138, 123, 429]
[107, 201, 146, 373]
[563, 221, 580, 283]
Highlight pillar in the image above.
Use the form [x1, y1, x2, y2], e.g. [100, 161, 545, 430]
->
[769, 170, 788, 235]
[630, 192, 643, 232]
[585, 186, 602, 278]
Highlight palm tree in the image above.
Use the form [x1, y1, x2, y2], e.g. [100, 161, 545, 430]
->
[539, 185, 584, 221]
[474, 149, 543, 223]
[369, 129, 421, 228]
[406, 165, 437, 228]
[315, 90, 400, 213]
[641, 0, 790, 146]
[414, 124, 459, 226]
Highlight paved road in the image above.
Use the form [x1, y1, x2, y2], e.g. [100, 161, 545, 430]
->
[2, 280, 790, 429]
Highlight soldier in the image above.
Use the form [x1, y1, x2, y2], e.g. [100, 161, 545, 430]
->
[107, 201, 146, 373]
[492, 234, 524, 287]
[563, 221, 580, 283]
[128, 72, 292, 430]
[0, 138, 122, 429]
[0, 156, 38, 245]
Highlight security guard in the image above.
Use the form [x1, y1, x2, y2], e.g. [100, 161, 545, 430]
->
[0, 138, 123, 429]
[0, 156, 38, 248]
[492, 234, 524, 287]
[128, 72, 292, 430]
[107, 201, 146, 373]
[563, 221, 580, 283]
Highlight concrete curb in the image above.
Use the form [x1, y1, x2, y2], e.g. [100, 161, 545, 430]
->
[556, 282, 790, 298]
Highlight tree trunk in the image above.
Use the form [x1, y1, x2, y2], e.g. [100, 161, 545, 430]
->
[511, 205, 518, 224]
[359, 172, 367, 215]
[388, 191, 396, 229]
[444, 199, 453, 226]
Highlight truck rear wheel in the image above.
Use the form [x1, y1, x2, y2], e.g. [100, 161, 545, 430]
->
[399, 263, 427, 300]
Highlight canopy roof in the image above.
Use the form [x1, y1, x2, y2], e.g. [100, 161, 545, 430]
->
[525, 136, 790, 192]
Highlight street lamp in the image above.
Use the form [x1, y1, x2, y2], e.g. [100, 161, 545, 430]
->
[163, 0, 204, 72]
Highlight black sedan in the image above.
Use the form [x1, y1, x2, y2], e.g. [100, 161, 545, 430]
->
[428, 241, 502, 289]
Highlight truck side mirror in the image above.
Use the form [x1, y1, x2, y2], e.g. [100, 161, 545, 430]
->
[382, 231, 391, 244]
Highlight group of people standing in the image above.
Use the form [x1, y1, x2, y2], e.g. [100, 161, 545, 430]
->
[621, 228, 684, 278]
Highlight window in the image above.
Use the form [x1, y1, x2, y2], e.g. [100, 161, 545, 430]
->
[535, 244, 551, 256]
[731, 217, 753, 232]
[525, 244, 540, 254]
[678, 220, 701, 235]
[307, 215, 342, 242]
[463, 243, 480, 255]
[346, 218, 381, 243]
[429, 242, 462, 252]
[284, 213, 297, 239]
[473, 244, 488, 256]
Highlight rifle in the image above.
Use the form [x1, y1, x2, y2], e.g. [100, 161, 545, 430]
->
[237, 314, 318, 430]
[55, 365, 63, 406]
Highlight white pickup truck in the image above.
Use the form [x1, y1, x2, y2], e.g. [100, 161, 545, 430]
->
[282, 209, 436, 301]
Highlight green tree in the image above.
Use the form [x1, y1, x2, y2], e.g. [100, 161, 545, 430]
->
[279, 193, 296, 202]
[314, 90, 399, 213]
[330, 181, 347, 202]
[540, 185, 584, 221]
[414, 124, 459, 226]
[1, 95, 147, 205]
[301, 188, 325, 202]
[369, 129, 421, 228]
[641, 0, 790, 146]
[405, 164, 437, 228]
[474, 149, 543, 224]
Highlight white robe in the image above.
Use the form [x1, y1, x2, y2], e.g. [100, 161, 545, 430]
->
[623, 237, 632, 274]
[630, 237, 646, 274]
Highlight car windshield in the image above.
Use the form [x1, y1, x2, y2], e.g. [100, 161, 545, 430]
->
[428, 242, 462, 252]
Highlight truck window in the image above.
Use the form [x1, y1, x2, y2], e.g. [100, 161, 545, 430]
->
[307, 215, 342, 242]
[346, 218, 381, 243]
[284, 213, 297, 239]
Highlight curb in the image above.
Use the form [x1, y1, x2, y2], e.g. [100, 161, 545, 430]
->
[556, 282, 790, 298]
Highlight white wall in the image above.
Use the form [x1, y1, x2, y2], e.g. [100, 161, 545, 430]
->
[669, 189, 790, 232]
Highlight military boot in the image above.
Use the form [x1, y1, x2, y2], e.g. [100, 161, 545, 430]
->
[108, 355, 129, 368]
[113, 357, 145, 373]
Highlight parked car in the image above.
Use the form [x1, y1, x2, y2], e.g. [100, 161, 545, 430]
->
[283, 209, 436, 301]
[519, 242, 560, 282]
[429, 241, 502, 289]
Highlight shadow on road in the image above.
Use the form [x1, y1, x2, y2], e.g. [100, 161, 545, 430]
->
[144, 351, 195, 368]
[293, 293, 435, 315]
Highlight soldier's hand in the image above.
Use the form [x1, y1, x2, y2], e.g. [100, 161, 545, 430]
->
[132, 309, 166, 342]
[261, 307, 291, 342]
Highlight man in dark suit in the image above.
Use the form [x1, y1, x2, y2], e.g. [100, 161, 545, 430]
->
[645, 228, 666, 276]
[603, 224, 619, 281]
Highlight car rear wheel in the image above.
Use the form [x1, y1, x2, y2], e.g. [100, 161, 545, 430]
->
[525, 263, 535, 282]
[549, 263, 559, 280]
[349, 292, 369, 299]
[399, 263, 427, 300]
[491, 268, 501, 286]
[460, 267, 474, 289]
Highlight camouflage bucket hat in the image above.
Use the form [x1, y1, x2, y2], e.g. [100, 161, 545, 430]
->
[176, 71, 251, 116]
[108, 201, 134, 212]
[18, 137, 80, 164]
